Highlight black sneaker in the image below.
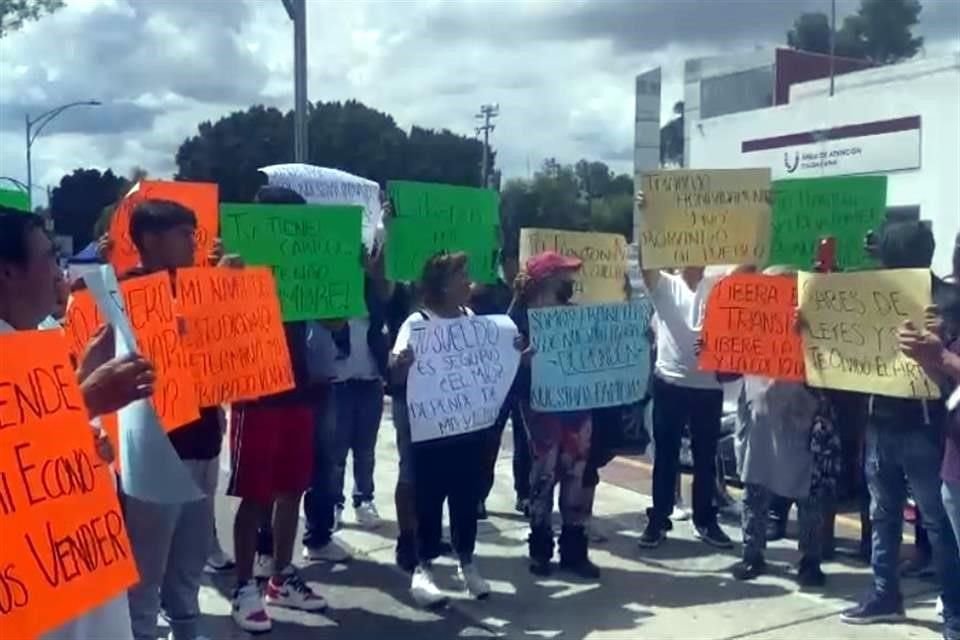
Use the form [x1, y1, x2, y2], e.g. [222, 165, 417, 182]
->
[796, 561, 826, 588]
[560, 556, 601, 580]
[841, 593, 905, 625]
[731, 558, 766, 581]
[529, 558, 552, 577]
[694, 522, 734, 549]
[637, 520, 666, 549]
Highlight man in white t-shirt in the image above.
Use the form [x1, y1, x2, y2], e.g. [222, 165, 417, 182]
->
[634, 194, 734, 550]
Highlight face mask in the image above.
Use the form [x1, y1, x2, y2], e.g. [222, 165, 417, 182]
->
[557, 280, 575, 303]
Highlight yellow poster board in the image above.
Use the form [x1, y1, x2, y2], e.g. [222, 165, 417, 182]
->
[638, 168, 771, 269]
[519, 228, 627, 303]
[798, 269, 939, 399]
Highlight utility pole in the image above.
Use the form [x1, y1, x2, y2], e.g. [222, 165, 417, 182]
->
[282, 0, 308, 162]
[829, 0, 836, 96]
[475, 103, 499, 188]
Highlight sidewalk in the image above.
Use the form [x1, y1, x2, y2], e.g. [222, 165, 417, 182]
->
[201, 409, 944, 639]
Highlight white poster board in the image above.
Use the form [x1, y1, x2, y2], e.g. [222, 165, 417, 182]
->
[259, 163, 382, 248]
[406, 314, 520, 443]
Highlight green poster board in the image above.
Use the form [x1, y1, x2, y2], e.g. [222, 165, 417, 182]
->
[0, 188, 31, 212]
[386, 181, 499, 283]
[771, 175, 887, 270]
[220, 203, 365, 320]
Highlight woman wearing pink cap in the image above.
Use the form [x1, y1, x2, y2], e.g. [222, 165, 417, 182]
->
[509, 251, 600, 578]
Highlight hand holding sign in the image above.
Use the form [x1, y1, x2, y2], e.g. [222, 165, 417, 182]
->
[0, 330, 140, 639]
[798, 268, 939, 398]
[406, 315, 520, 442]
[80, 352, 156, 418]
[529, 302, 653, 411]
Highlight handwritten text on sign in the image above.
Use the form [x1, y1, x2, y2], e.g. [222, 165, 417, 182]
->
[519, 228, 627, 303]
[529, 302, 653, 412]
[770, 175, 887, 270]
[108, 181, 219, 277]
[638, 169, 771, 269]
[64, 272, 200, 431]
[798, 269, 939, 399]
[177, 267, 295, 406]
[699, 274, 804, 381]
[221, 203, 366, 320]
[386, 181, 500, 284]
[0, 330, 139, 639]
[406, 315, 520, 443]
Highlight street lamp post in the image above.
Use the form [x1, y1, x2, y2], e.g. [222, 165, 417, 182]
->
[281, 0, 308, 162]
[25, 100, 101, 208]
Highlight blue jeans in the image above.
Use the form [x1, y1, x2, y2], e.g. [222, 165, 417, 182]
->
[945, 480, 960, 558]
[332, 379, 384, 507]
[302, 392, 337, 549]
[865, 422, 960, 619]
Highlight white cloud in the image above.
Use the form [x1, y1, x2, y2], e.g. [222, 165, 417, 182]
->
[1, 0, 956, 206]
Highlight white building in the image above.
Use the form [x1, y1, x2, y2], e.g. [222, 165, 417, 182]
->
[686, 53, 960, 277]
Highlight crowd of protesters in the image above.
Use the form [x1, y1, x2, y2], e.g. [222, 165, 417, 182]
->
[1, 185, 958, 640]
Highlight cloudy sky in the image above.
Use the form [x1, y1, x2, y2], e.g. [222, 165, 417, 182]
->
[1, 0, 957, 204]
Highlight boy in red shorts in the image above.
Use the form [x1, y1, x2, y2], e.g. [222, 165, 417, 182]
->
[229, 186, 327, 633]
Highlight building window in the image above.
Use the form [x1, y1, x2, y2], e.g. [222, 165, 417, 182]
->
[700, 66, 774, 119]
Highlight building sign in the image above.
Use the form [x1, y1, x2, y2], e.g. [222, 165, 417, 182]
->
[741, 116, 920, 179]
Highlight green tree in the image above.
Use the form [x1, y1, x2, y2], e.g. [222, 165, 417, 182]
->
[175, 100, 489, 201]
[855, 0, 923, 64]
[0, 0, 63, 38]
[50, 168, 126, 250]
[786, 0, 923, 64]
[500, 158, 634, 255]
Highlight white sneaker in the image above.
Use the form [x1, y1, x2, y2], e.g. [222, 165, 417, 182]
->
[334, 505, 344, 531]
[253, 554, 273, 580]
[458, 561, 491, 600]
[266, 567, 327, 612]
[232, 581, 272, 633]
[303, 539, 352, 563]
[410, 564, 448, 608]
[355, 501, 382, 529]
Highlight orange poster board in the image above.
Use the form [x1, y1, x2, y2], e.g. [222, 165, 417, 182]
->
[699, 273, 804, 381]
[108, 180, 219, 276]
[0, 330, 139, 640]
[64, 272, 200, 431]
[176, 267, 295, 406]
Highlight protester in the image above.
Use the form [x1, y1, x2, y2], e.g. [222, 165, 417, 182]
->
[328, 245, 392, 530]
[472, 251, 531, 517]
[389, 251, 493, 606]
[731, 268, 842, 586]
[83, 199, 227, 640]
[229, 186, 327, 633]
[899, 304, 960, 556]
[0, 209, 157, 640]
[634, 195, 734, 549]
[510, 251, 600, 578]
[839, 222, 960, 640]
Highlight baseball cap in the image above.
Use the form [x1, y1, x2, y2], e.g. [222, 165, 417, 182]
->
[525, 251, 582, 281]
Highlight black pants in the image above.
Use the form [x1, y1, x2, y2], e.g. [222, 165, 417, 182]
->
[413, 432, 486, 562]
[651, 377, 723, 528]
[481, 397, 530, 503]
